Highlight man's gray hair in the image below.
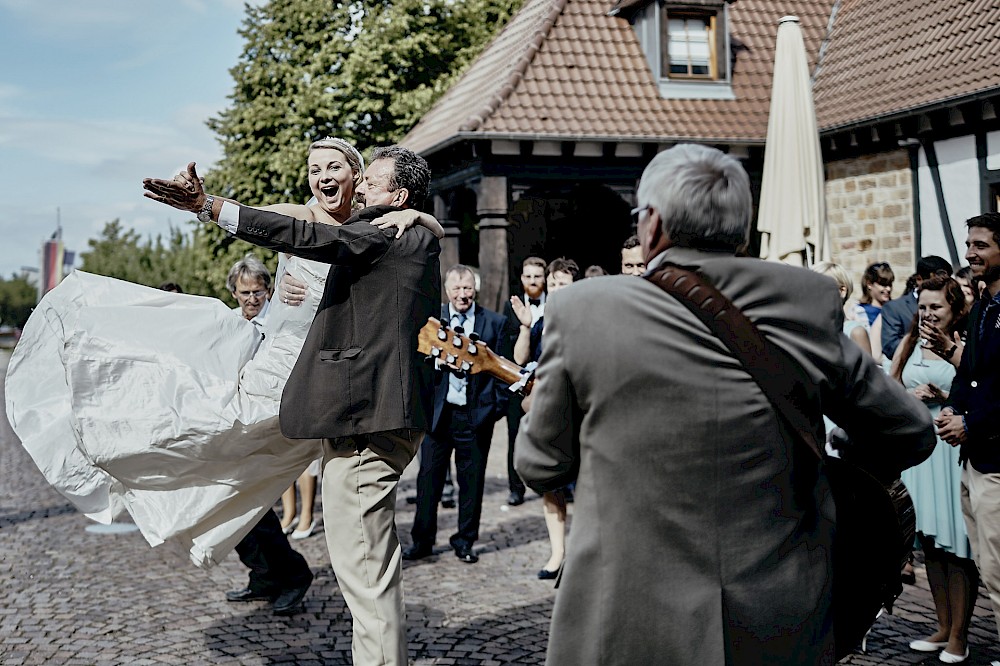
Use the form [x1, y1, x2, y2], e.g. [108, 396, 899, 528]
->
[226, 252, 272, 293]
[370, 145, 431, 209]
[445, 263, 477, 284]
[636, 143, 752, 252]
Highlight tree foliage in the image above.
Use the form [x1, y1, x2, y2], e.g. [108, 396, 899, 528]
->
[206, 0, 523, 208]
[79, 219, 275, 305]
[0, 274, 36, 329]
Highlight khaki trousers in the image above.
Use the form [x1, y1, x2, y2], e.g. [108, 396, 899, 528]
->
[322, 429, 422, 666]
[961, 464, 1000, 638]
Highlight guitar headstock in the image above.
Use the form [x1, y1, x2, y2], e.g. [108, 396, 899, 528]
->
[416, 317, 534, 395]
[416, 316, 484, 378]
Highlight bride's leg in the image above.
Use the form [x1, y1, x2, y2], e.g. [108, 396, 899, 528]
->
[280, 485, 297, 531]
[297, 470, 317, 531]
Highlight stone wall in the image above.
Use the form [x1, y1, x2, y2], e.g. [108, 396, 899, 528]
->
[825, 150, 915, 299]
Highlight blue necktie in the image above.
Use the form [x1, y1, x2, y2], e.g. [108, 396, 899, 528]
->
[448, 313, 468, 406]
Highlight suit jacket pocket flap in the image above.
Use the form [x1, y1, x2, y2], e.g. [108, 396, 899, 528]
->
[319, 347, 362, 361]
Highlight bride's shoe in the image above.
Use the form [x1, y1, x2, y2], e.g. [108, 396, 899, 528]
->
[281, 515, 298, 535]
[291, 519, 317, 540]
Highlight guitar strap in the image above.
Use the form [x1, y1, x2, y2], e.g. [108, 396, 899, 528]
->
[642, 263, 825, 462]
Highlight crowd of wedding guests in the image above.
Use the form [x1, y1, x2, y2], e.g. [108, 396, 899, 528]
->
[172, 229, 995, 662]
[814, 246, 997, 665]
[62, 139, 1000, 664]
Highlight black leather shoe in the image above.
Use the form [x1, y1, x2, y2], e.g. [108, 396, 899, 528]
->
[440, 497, 456, 509]
[507, 491, 525, 506]
[537, 568, 559, 580]
[225, 587, 276, 602]
[402, 545, 433, 561]
[272, 576, 312, 616]
[454, 545, 478, 564]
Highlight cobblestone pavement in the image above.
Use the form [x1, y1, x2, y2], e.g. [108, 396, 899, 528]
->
[2, 348, 1000, 665]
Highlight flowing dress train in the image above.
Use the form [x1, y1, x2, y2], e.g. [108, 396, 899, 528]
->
[4, 254, 328, 567]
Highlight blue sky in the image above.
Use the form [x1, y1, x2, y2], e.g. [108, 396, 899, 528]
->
[0, 0, 263, 279]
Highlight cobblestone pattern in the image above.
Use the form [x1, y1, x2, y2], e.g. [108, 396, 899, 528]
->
[826, 149, 916, 299]
[2, 350, 999, 664]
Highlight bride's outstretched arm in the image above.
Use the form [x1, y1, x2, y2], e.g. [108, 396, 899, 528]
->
[370, 210, 445, 239]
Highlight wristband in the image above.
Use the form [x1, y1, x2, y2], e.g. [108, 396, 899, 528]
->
[197, 195, 216, 223]
[945, 344, 958, 358]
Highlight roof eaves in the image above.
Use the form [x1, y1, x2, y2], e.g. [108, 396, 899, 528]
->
[414, 132, 766, 156]
[819, 84, 1000, 135]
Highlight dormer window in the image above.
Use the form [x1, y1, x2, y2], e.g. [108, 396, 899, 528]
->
[664, 11, 716, 78]
[623, 0, 735, 100]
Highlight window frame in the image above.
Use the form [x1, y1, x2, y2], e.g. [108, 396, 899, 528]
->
[660, 7, 719, 81]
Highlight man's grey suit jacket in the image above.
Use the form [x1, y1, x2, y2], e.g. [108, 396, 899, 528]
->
[516, 246, 935, 666]
[233, 205, 441, 440]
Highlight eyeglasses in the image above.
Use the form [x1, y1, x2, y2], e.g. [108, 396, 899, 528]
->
[237, 289, 268, 299]
[630, 205, 651, 225]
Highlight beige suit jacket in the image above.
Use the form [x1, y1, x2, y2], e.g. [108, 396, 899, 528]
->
[516, 246, 935, 666]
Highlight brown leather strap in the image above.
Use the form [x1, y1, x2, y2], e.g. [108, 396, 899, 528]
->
[643, 264, 825, 462]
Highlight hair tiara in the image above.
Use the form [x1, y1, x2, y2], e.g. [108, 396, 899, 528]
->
[310, 136, 365, 174]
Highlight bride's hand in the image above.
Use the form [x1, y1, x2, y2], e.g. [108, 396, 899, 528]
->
[370, 210, 445, 239]
[277, 272, 307, 307]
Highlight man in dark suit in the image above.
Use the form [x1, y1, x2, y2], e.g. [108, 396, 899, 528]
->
[937, 213, 1000, 648]
[501, 256, 547, 506]
[881, 255, 952, 359]
[143, 145, 440, 666]
[222, 254, 314, 616]
[404, 264, 509, 564]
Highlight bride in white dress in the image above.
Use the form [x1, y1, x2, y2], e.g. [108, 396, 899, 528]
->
[4, 137, 443, 567]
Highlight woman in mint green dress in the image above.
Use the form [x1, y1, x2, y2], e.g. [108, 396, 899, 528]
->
[889, 276, 975, 663]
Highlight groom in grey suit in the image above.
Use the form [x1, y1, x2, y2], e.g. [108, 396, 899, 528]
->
[144, 147, 439, 666]
[515, 144, 936, 665]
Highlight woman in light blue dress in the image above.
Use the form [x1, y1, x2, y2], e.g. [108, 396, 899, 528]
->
[889, 276, 975, 663]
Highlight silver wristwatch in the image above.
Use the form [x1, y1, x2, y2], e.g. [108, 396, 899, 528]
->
[197, 195, 216, 223]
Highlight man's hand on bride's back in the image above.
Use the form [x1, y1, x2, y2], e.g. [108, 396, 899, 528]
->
[370, 210, 445, 239]
[278, 272, 307, 307]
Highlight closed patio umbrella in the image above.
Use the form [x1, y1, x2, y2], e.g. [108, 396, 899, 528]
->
[758, 15, 829, 266]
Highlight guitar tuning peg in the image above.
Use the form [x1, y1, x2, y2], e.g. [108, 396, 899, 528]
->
[451, 336, 463, 348]
[437, 329, 448, 341]
[453, 325, 465, 335]
[468, 332, 480, 342]
[430, 347, 442, 358]
[460, 361, 472, 372]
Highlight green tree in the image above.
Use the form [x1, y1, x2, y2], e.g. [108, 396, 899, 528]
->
[341, 0, 523, 148]
[205, 0, 523, 207]
[205, 0, 358, 207]
[79, 219, 276, 305]
[0, 274, 37, 329]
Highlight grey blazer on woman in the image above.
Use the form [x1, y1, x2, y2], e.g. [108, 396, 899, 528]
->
[233, 205, 441, 440]
[516, 246, 935, 666]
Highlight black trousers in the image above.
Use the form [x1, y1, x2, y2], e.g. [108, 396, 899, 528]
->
[506, 396, 526, 495]
[234, 509, 312, 592]
[411, 404, 493, 550]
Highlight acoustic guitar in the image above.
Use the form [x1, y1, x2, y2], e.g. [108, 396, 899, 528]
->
[416, 317, 535, 396]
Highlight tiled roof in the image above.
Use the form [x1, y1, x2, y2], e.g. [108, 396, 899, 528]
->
[404, 0, 836, 152]
[403, 0, 1000, 155]
[813, 0, 1000, 130]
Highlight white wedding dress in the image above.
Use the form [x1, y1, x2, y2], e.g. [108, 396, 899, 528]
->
[4, 254, 328, 567]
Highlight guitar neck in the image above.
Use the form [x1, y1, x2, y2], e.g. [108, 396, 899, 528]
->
[480, 348, 529, 386]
